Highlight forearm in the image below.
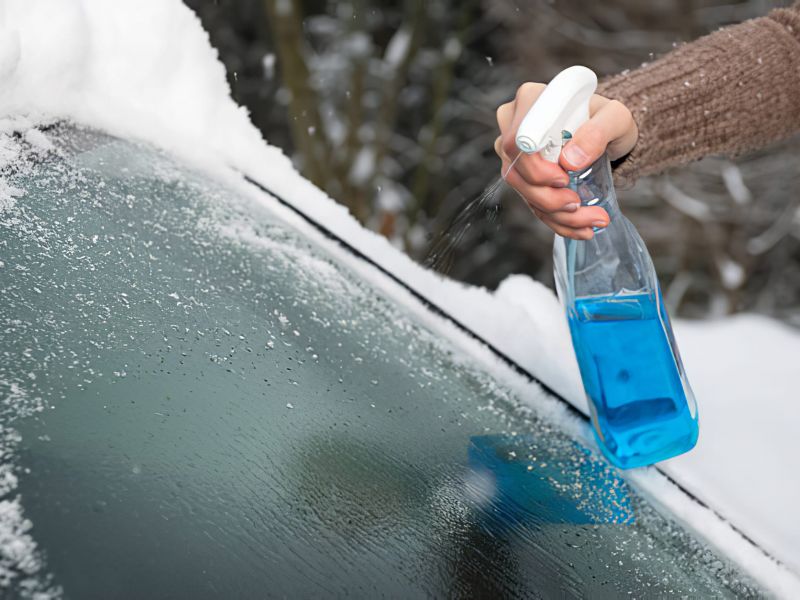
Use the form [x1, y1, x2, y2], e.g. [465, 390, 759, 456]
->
[598, 2, 800, 183]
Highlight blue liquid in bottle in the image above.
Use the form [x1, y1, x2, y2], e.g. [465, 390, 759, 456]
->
[568, 292, 698, 468]
[553, 152, 699, 469]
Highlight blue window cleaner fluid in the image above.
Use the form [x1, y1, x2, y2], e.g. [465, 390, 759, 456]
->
[514, 66, 699, 469]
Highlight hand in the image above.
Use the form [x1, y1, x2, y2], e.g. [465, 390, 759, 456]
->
[495, 83, 638, 239]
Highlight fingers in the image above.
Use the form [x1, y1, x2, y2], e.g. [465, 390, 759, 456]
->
[494, 135, 507, 162]
[495, 82, 563, 185]
[513, 152, 568, 187]
[531, 207, 609, 240]
[504, 157, 611, 240]
[523, 192, 610, 239]
[502, 160, 577, 213]
[496, 82, 546, 160]
[560, 98, 637, 170]
[495, 141, 568, 187]
[495, 103, 514, 149]
[545, 205, 610, 229]
[537, 211, 596, 240]
[495, 105, 514, 163]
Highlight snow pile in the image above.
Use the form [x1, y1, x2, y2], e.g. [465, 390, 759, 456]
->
[0, 0, 798, 596]
[0, 0, 282, 177]
[667, 315, 800, 575]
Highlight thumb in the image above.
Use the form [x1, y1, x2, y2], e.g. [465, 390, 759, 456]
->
[559, 98, 636, 171]
[559, 121, 609, 171]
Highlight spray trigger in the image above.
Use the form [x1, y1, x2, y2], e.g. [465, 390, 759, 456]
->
[515, 66, 597, 163]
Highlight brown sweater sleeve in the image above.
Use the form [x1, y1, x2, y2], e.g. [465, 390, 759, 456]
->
[597, 1, 800, 183]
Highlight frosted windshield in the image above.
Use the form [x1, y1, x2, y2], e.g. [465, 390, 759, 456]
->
[0, 126, 758, 598]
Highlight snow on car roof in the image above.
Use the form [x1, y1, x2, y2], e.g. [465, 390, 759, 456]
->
[0, 0, 798, 596]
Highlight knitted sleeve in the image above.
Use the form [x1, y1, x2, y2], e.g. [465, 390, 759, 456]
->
[597, 1, 800, 183]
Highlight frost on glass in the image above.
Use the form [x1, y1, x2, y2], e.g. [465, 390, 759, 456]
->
[0, 126, 759, 598]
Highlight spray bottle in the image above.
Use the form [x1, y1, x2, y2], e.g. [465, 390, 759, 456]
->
[515, 66, 699, 469]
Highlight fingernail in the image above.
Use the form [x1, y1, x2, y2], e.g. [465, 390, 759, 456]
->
[551, 179, 568, 188]
[592, 220, 608, 228]
[563, 143, 589, 167]
[564, 203, 579, 212]
[581, 228, 594, 239]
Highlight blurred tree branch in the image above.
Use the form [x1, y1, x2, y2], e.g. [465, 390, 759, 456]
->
[263, 0, 332, 190]
[407, 0, 478, 237]
[371, 0, 425, 188]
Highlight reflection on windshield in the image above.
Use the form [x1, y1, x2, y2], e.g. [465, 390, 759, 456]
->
[0, 126, 759, 598]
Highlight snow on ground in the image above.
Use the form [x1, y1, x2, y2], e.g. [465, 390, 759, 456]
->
[0, 0, 798, 595]
[666, 316, 800, 573]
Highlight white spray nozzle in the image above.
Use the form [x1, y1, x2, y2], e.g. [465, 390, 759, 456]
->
[515, 65, 597, 163]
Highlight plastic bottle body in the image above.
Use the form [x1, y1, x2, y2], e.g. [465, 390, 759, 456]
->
[554, 154, 699, 469]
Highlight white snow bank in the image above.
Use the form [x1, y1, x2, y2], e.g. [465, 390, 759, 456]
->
[0, 0, 797, 595]
[0, 0, 279, 176]
[666, 315, 800, 576]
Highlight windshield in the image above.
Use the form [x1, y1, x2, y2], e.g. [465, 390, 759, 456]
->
[0, 125, 758, 598]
